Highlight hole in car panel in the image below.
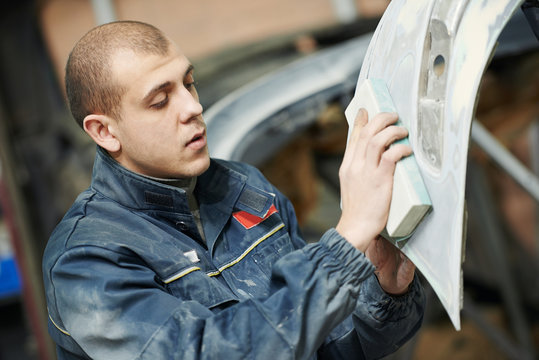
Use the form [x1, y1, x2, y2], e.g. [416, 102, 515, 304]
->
[433, 54, 445, 76]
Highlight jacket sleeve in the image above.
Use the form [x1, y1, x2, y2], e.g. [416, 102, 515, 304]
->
[273, 188, 426, 360]
[47, 229, 375, 360]
[316, 274, 425, 360]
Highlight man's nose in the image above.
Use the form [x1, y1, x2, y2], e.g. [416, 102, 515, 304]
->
[178, 89, 203, 122]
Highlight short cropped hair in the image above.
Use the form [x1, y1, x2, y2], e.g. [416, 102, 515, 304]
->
[65, 21, 170, 128]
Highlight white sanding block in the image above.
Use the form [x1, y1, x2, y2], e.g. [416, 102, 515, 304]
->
[345, 78, 432, 239]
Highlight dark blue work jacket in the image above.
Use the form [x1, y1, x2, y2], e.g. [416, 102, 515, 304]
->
[42, 146, 424, 359]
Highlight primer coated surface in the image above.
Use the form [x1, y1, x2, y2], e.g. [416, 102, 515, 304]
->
[350, 0, 523, 329]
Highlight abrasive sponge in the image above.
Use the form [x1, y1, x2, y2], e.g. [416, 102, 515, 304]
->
[345, 78, 432, 240]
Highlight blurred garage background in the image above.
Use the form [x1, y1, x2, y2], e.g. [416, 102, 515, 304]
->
[0, 0, 537, 359]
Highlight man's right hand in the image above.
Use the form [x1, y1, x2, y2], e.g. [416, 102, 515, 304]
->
[336, 108, 411, 252]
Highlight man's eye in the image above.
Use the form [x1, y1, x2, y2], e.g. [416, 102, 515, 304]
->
[185, 81, 197, 91]
[150, 94, 168, 109]
[184, 72, 196, 91]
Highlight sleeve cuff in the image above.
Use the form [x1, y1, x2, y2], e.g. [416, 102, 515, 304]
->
[304, 228, 375, 291]
[356, 272, 425, 323]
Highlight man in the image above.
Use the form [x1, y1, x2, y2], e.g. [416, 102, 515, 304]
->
[43, 21, 424, 359]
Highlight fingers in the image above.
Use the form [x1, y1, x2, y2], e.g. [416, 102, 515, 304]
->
[396, 253, 416, 290]
[347, 111, 408, 165]
[366, 235, 390, 268]
[355, 112, 398, 159]
[379, 143, 413, 172]
[365, 236, 381, 266]
[399, 252, 416, 274]
[338, 110, 413, 250]
[370, 239, 416, 295]
[365, 125, 410, 167]
[362, 112, 399, 139]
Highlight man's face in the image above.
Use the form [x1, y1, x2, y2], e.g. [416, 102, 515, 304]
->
[108, 44, 210, 179]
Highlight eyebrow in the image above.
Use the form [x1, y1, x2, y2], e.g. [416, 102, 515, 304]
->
[142, 64, 195, 103]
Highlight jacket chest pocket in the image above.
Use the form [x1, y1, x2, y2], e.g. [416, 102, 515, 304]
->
[251, 233, 295, 278]
[164, 267, 238, 311]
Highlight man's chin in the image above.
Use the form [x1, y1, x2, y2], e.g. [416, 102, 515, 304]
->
[188, 154, 211, 177]
[197, 157, 211, 175]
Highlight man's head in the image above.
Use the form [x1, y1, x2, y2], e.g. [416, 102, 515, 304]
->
[66, 21, 169, 127]
[65, 21, 210, 179]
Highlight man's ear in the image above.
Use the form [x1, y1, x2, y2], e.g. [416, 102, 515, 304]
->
[83, 114, 121, 153]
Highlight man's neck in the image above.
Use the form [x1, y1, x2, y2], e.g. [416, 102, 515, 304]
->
[143, 174, 197, 195]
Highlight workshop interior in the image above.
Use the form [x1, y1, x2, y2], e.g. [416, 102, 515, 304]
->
[0, 0, 538, 359]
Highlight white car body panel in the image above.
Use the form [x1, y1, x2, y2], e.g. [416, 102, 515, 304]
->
[351, 0, 524, 329]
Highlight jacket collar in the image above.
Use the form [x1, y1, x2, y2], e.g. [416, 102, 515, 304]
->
[90, 146, 247, 219]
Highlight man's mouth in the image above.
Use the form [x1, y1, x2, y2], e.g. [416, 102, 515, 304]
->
[186, 129, 207, 150]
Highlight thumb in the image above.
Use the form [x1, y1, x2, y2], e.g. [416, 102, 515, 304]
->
[350, 108, 368, 143]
